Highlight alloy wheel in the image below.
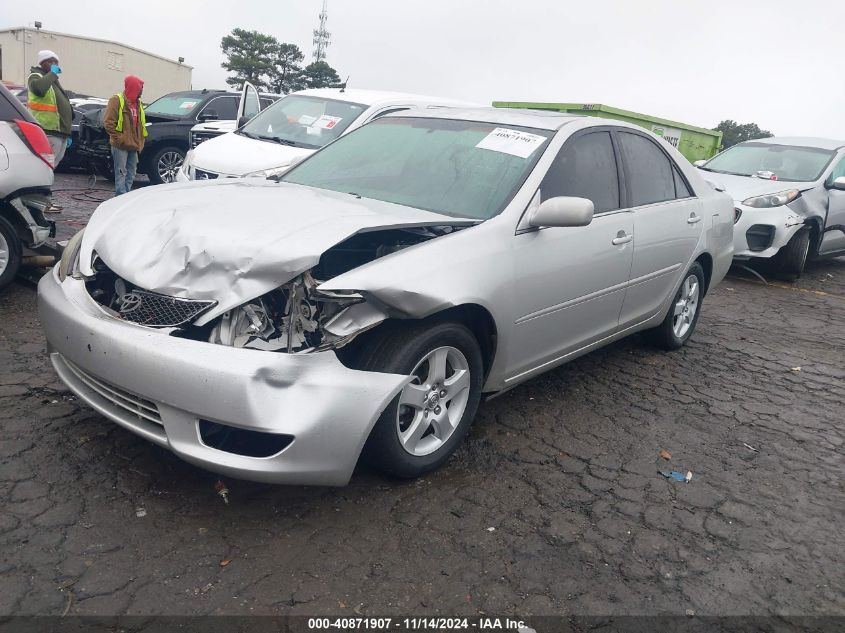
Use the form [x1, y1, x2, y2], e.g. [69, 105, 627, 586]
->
[672, 274, 700, 339]
[0, 231, 9, 277]
[157, 151, 184, 183]
[395, 346, 471, 456]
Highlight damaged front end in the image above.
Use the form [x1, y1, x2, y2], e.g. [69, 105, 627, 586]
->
[81, 224, 465, 354]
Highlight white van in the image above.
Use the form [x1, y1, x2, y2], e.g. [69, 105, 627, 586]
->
[177, 88, 474, 181]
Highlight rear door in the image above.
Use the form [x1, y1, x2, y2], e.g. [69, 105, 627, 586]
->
[236, 82, 262, 123]
[615, 130, 704, 328]
[509, 128, 634, 378]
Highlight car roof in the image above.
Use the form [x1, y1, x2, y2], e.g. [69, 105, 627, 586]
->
[380, 106, 587, 131]
[160, 90, 237, 99]
[295, 87, 477, 108]
[744, 136, 845, 151]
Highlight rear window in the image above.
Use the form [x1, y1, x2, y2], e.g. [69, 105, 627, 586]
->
[0, 87, 32, 122]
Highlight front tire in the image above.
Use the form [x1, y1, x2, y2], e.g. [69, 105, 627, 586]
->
[774, 228, 810, 281]
[649, 262, 705, 351]
[0, 216, 22, 291]
[359, 321, 483, 479]
[146, 146, 185, 184]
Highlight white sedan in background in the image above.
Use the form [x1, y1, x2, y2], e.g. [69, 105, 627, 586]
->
[177, 88, 475, 181]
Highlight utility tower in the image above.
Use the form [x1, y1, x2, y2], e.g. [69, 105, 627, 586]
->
[312, 0, 331, 62]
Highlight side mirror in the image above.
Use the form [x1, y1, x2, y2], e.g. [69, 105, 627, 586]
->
[237, 115, 253, 128]
[198, 110, 218, 122]
[529, 196, 594, 228]
[693, 159, 707, 167]
[829, 176, 845, 191]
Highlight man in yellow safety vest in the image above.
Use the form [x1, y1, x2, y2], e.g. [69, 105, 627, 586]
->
[27, 49, 72, 168]
[103, 75, 147, 195]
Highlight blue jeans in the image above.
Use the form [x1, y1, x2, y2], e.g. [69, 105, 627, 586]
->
[111, 147, 139, 195]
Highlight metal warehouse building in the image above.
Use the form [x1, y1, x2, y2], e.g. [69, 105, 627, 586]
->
[0, 27, 192, 100]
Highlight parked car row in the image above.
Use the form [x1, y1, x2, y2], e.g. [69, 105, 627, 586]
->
[6, 73, 843, 487]
[75, 83, 279, 183]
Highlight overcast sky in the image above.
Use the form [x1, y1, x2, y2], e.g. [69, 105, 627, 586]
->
[6, 0, 845, 137]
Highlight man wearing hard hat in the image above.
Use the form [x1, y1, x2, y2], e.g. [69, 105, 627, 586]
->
[27, 50, 72, 168]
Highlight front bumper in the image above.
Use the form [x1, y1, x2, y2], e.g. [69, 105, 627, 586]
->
[38, 270, 409, 485]
[732, 202, 805, 259]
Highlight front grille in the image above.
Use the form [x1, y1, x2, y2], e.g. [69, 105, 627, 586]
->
[190, 131, 225, 148]
[193, 168, 219, 180]
[746, 224, 775, 252]
[117, 289, 216, 327]
[64, 359, 163, 427]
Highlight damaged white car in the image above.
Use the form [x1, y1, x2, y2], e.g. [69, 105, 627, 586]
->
[39, 108, 733, 485]
[697, 137, 845, 278]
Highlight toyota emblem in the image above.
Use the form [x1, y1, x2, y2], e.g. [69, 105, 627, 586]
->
[119, 292, 143, 314]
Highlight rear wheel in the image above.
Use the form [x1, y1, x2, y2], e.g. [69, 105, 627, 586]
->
[775, 228, 810, 281]
[359, 321, 483, 479]
[147, 146, 184, 184]
[649, 262, 705, 350]
[0, 216, 22, 290]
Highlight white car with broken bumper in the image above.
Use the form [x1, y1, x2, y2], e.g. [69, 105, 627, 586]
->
[40, 108, 733, 485]
[697, 136, 845, 278]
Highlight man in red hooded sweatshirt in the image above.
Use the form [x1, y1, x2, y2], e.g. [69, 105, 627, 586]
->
[103, 75, 147, 195]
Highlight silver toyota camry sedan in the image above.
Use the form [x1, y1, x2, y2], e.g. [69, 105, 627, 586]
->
[39, 108, 734, 485]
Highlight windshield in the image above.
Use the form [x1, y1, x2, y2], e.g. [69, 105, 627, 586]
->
[703, 142, 835, 182]
[145, 94, 204, 116]
[240, 94, 366, 149]
[281, 117, 552, 219]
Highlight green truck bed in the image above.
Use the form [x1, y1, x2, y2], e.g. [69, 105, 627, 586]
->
[492, 101, 722, 162]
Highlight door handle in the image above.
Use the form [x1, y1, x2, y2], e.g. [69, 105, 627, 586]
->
[612, 231, 633, 245]
[687, 214, 702, 224]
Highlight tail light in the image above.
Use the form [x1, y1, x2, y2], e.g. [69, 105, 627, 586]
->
[12, 119, 55, 168]
[734, 207, 742, 224]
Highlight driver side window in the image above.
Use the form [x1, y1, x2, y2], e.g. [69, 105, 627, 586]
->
[539, 131, 621, 213]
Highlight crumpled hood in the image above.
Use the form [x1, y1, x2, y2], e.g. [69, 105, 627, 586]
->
[191, 131, 313, 176]
[697, 169, 816, 202]
[80, 180, 465, 319]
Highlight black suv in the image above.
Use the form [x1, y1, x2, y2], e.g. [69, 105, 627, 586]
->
[78, 89, 243, 184]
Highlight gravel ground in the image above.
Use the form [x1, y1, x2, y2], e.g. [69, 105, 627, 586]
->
[1, 174, 843, 617]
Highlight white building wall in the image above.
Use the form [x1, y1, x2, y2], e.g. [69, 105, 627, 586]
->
[0, 28, 192, 100]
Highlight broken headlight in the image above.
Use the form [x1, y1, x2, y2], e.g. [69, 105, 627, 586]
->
[208, 272, 371, 353]
[741, 189, 800, 208]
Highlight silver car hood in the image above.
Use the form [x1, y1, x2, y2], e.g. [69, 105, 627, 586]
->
[79, 180, 464, 318]
[697, 169, 816, 201]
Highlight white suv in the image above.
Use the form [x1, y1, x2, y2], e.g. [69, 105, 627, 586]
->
[0, 83, 55, 290]
[178, 88, 474, 181]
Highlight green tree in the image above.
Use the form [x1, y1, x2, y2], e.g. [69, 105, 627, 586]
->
[220, 28, 277, 90]
[268, 43, 306, 94]
[714, 120, 774, 149]
[302, 61, 342, 89]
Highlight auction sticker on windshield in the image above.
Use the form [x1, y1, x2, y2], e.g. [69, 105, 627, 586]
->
[476, 128, 546, 159]
[313, 115, 343, 130]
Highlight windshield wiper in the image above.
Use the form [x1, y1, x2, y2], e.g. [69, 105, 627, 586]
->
[256, 135, 297, 146]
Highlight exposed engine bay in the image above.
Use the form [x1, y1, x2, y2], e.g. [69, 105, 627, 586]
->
[84, 225, 466, 353]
